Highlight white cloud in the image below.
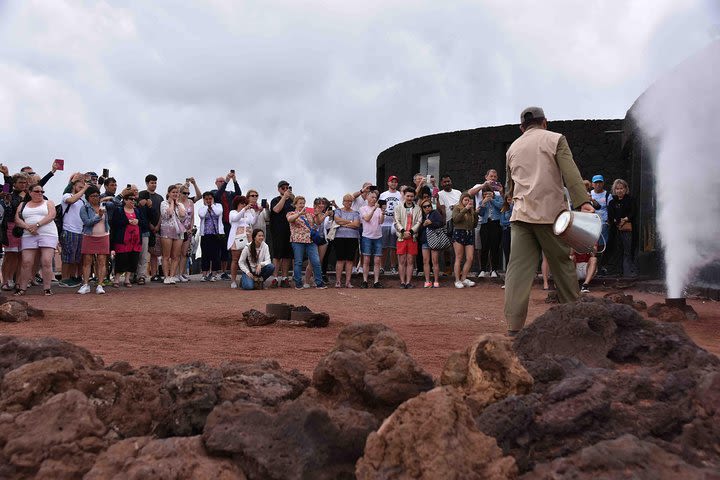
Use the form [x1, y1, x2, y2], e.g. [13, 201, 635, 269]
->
[0, 0, 714, 205]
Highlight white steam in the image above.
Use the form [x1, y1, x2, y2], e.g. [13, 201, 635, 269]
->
[635, 40, 720, 297]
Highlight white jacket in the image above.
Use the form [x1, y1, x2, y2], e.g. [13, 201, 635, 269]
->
[197, 203, 224, 236]
[239, 242, 271, 274]
[227, 208, 257, 250]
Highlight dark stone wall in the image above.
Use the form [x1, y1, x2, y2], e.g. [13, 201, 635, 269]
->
[376, 119, 625, 191]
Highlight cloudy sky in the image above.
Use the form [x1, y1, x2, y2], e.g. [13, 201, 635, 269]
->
[0, 0, 717, 204]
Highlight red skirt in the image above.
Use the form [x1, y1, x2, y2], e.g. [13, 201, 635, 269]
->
[81, 235, 110, 255]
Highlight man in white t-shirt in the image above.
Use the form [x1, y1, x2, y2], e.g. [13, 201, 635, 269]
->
[58, 178, 89, 287]
[379, 175, 401, 274]
[437, 175, 461, 222]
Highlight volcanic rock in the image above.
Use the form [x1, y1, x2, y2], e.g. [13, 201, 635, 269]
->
[0, 389, 109, 480]
[312, 323, 434, 416]
[522, 434, 718, 479]
[648, 302, 699, 322]
[356, 387, 518, 480]
[476, 297, 720, 473]
[603, 291, 647, 311]
[0, 297, 43, 322]
[242, 309, 276, 326]
[203, 396, 378, 480]
[0, 336, 100, 380]
[440, 334, 533, 414]
[217, 359, 309, 406]
[86, 436, 246, 480]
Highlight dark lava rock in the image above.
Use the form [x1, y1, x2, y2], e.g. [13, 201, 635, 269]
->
[522, 434, 719, 480]
[312, 323, 434, 417]
[475, 297, 720, 474]
[203, 396, 378, 480]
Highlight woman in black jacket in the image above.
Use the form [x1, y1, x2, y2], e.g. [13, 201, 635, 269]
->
[419, 199, 445, 288]
[607, 179, 638, 278]
[110, 193, 149, 287]
[1, 173, 29, 290]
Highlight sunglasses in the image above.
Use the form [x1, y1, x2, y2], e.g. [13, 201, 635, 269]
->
[27, 172, 36, 176]
[181, 191, 190, 195]
[32, 189, 44, 194]
[422, 205, 432, 209]
[248, 194, 258, 197]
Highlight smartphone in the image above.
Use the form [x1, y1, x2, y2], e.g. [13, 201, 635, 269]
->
[102, 168, 109, 178]
[261, 198, 268, 209]
[368, 185, 378, 191]
[230, 169, 235, 174]
[126, 184, 131, 189]
[55, 159, 65, 171]
[426, 174, 431, 184]
[2, 184, 10, 193]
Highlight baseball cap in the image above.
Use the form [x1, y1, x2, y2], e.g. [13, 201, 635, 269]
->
[592, 175, 604, 183]
[388, 175, 398, 182]
[85, 171, 98, 178]
[520, 106, 545, 124]
[277, 180, 289, 188]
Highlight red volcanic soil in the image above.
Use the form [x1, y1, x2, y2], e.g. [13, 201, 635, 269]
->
[2, 278, 718, 378]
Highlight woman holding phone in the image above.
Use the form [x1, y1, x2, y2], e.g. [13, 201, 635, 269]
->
[227, 195, 255, 289]
[177, 178, 201, 282]
[77, 186, 111, 294]
[286, 196, 326, 289]
[159, 184, 187, 284]
[451, 193, 478, 289]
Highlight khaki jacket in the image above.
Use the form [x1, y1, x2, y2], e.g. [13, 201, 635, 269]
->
[393, 202, 422, 240]
[505, 126, 587, 224]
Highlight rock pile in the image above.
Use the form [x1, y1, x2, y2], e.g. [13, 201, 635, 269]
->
[1, 298, 717, 479]
[0, 295, 43, 322]
[242, 304, 330, 328]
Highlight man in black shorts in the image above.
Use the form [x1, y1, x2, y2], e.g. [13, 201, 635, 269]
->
[269, 180, 294, 288]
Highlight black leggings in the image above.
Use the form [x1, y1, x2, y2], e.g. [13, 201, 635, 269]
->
[480, 220, 502, 271]
[201, 235, 222, 271]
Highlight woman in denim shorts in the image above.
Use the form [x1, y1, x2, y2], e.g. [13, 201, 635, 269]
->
[451, 193, 478, 289]
[359, 191, 384, 288]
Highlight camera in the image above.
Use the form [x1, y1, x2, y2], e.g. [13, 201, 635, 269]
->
[378, 199, 387, 207]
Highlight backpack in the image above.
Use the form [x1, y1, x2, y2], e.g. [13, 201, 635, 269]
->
[55, 201, 77, 236]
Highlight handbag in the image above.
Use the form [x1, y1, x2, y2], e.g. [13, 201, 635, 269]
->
[12, 202, 27, 238]
[234, 235, 249, 250]
[302, 216, 325, 246]
[619, 220, 632, 232]
[426, 226, 451, 250]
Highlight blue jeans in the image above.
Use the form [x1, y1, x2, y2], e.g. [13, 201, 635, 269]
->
[291, 242, 323, 286]
[241, 264, 275, 290]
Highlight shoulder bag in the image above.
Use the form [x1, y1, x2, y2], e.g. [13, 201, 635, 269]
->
[426, 225, 451, 250]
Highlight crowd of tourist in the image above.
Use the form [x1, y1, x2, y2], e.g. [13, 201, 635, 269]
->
[0, 160, 637, 296]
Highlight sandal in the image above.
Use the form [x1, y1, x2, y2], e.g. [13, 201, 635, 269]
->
[112, 283, 120, 288]
[13, 289, 26, 296]
[44, 289, 53, 296]
[1, 284, 12, 291]
[124, 282, 133, 288]
[137, 277, 146, 285]
[335, 282, 342, 288]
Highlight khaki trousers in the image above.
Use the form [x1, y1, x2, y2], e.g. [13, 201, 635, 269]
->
[504, 221, 579, 331]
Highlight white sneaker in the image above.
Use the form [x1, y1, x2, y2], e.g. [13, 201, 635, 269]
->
[96, 285, 106, 295]
[163, 277, 173, 284]
[170, 276, 177, 284]
[178, 275, 189, 283]
[77, 284, 91, 295]
[302, 283, 312, 289]
[490, 271, 498, 278]
[210, 275, 218, 282]
[462, 279, 476, 287]
[454, 281, 464, 289]
[478, 271, 489, 278]
[230, 282, 237, 289]
[352, 267, 358, 274]
[357, 267, 363, 274]
[501, 284, 506, 289]
[390, 268, 398, 275]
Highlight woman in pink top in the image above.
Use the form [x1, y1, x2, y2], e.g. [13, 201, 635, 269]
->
[359, 191, 385, 288]
[159, 185, 187, 285]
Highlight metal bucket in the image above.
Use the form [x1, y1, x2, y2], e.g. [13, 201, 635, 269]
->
[553, 210, 602, 253]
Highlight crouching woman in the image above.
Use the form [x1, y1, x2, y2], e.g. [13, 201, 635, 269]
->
[238, 229, 275, 290]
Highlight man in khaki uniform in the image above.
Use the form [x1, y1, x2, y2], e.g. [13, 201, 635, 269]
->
[504, 107, 594, 336]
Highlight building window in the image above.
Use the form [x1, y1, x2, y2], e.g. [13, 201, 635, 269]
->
[419, 154, 440, 182]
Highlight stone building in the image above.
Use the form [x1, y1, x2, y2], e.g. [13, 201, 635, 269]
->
[375, 119, 624, 192]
